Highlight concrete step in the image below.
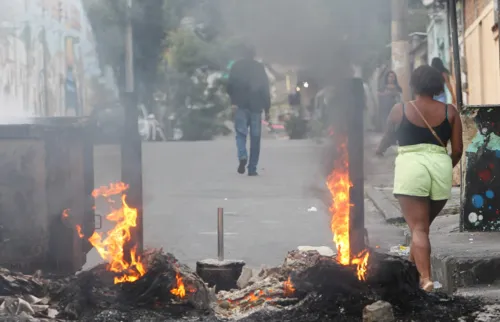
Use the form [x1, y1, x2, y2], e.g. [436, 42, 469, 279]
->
[456, 285, 500, 302]
[430, 231, 500, 294]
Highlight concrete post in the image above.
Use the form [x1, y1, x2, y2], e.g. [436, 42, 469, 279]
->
[391, 0, 411, 101]
[348, 77, 366, 257]
[448, 0, 465, 231]
[122, 0, 144, 255]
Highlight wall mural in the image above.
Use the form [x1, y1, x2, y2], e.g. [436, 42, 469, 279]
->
[464, 107, 500, 231]
[0, 0, 108, 118]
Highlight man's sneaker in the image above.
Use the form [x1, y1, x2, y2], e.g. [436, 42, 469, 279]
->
[238, 159, 247, 174]
[248, 171, 258, 177]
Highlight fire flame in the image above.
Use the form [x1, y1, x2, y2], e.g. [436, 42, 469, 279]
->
[326, 140, 370, 280]
[352, 250, 370, 281]
[326, 141, 352, 266]
[283, 276, 295, 296]
[75, 225, 84, 238]
[87, 182, 146, 284]
[170, 272, 186, 298]
[226, 290, 273, 305]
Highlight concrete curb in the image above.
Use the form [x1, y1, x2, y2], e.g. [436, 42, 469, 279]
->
[364, 185, 404, 223]
[431, 253, 500, 294]
[363, 185, 500, 295]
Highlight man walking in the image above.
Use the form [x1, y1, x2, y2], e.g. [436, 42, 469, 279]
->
[227, 45, 271, 176]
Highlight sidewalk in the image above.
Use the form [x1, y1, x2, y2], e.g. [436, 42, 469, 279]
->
[364, 133, 500, 297]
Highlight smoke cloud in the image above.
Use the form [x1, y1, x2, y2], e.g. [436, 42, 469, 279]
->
[217, 0, 391, 84]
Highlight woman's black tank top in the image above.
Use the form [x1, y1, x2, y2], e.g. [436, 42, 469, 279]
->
[397, 103, 452, 147]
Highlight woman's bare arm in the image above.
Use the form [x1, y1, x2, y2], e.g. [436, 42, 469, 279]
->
[376, 103, 402, 155]
[449, 104, 463, 167]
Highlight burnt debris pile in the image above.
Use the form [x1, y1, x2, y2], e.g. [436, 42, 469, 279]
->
[48, 251, 213, 321]
[0, 250, 214, 321]
[219, 250, 482, 322]
[0, 249, 488, 322]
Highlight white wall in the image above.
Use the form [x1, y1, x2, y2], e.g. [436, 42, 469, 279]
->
[0, 0, 112, 118]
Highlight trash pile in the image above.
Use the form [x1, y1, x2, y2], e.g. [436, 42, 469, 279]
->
[0, 248, 489, 322]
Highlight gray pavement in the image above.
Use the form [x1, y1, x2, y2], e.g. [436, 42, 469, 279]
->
[86, 133, 500, 299]
[86, 135, 404, 270]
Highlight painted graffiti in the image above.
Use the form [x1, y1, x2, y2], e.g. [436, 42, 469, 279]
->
[464, 107, 500, 231]
[0, 0, 107, 118]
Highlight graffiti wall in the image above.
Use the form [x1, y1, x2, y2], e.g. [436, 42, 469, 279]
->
[0, 0, 110, 118]
[464, 107, 500, 231]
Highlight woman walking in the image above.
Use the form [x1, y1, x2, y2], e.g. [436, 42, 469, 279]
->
[376, 65, 463, 291]
[377, 71, 402, 131]
[431, 57, 456, 104]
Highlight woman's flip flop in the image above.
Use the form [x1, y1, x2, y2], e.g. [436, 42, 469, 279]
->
[421, 280, 434, 292]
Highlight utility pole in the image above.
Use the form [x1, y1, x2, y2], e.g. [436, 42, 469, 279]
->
[42, 5, 49, 116]
[122, 0, 144, 255]
[391, 0, 411, 101]
[125, 0, 134, 94]
[347, 75, 366, 257]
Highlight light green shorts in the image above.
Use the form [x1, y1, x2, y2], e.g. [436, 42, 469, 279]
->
[393, 144, 452, 201]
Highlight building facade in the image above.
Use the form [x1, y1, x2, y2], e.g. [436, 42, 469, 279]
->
[424, 0, 454, 102]
[462, 0, 500, 105]
[409, 32, 428, 70]
[0, 0, 112, 118]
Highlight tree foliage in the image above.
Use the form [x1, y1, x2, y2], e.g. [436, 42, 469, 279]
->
[163, 27, 233, 140]
[167, 29, 207, 75]
[82, 0, 194, 109]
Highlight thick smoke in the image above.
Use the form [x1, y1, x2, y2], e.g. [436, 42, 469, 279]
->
[217, 0, 391, 85]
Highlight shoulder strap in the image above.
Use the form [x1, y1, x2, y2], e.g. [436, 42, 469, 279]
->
[445, 104, 448, 120]
[409, 101, 446, 148]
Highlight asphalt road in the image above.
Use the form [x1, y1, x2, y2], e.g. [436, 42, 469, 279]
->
[87, 138, 335, 269]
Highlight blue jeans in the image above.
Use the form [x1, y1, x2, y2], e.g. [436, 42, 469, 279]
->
[234, 108, 262, 173]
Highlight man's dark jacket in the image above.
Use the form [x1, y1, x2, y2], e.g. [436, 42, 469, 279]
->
[227, 58, 271, 114]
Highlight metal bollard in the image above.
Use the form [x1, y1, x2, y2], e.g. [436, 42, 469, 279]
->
[196, 207, 245, 292]
[217, 207, 224, 261]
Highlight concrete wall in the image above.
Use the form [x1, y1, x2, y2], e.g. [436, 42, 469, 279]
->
[0, 1, 113, 118]
[427, 9, 453, 102]
[461, 0, 500, 231]
[464, 1, 500, 105]
[412, 43, 428, 69]
[464, 107, 500, 231]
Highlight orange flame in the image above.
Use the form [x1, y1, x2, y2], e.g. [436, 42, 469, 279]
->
[352, 250, 370, 281]
[233, 290, 273, 304]
[87, 182, 146, 284]
[326, 139, 370, 280]
[170, 272, 186, 298]
[283, 276, 295, 296]
[62, 209, 70, 219]
[92, 182, 130, 198]
[326, 142, 352, 266]
[75, 225, 84, 238]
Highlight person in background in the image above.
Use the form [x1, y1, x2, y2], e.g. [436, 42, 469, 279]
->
[377, 71, 402, 132]
[375, 65, 463, 292]
[431, 57, 456, 105]
[227, 44, 271, 176]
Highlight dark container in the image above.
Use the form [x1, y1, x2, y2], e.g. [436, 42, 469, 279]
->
[0, 117, 95, 274]
[196, 259, 245, 292]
